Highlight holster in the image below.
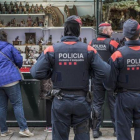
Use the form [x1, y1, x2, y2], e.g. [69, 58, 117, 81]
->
[45, 89, 61, 100]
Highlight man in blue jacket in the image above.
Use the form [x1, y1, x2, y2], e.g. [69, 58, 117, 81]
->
[30, 15, 112, 140]
[0, 41, 34, 137]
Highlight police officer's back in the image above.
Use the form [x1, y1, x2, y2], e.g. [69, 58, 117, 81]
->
[108, 19, 140, 140]
[30, 15, 111, 140]
[89, 22, 119, 138]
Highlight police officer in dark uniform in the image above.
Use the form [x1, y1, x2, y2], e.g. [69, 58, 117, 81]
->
[108, 19, 140, 140]
[30, 15, 111, 140]
[89, 22, 120, 138]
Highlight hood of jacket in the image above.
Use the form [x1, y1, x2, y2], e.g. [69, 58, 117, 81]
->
[0, 41, 8, 51]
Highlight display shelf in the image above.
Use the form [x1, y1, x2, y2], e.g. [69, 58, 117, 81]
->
[0, 14, 45, 16]
[0, 27, 44, 30]
[0, 26, 95, 30]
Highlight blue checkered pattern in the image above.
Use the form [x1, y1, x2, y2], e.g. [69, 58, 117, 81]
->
[0, 41, 23, 87]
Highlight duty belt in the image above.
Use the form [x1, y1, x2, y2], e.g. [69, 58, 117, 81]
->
[118, 88, 140, 93]
[61, 90, 87, 96]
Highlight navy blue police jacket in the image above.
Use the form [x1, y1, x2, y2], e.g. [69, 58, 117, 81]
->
[108, 40, 140, 91]
[89, 33, 119, 62]
[30, 36, 111, 92]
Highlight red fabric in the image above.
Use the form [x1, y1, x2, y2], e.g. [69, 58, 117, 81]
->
[87, 45, 97, 53]
[75, 18, 82, 25]
[110, 40, 119, 48]
[20, 67, 31, 72]
[129, 46, 140, 50]
[89, 41, 92, 45]
[111, 51, 122, 62]
[99, 23, 111, 27]
[97, 38, 106, 41]
[63, 42, 77, 45]
[137, 24, 140, 30]
[44, 46, 54, 54]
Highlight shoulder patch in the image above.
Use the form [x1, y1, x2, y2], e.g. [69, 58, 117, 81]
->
[87, 45, 97, 54]
[89, 41, 92, 45]
[44, 46, 54, 54]
[129, 46, 140, 51]
[63, 42, 77, 45]
[97, 38, 106, 41]
[110, 40, 119, 48]
[111, 51, 122, 62]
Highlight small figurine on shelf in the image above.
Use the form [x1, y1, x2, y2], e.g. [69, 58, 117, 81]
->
[6, 22, 11, 27]
[4, 1, 7, 11]
[31, 7, 34, 14]
[8, 5, 12, 14]
[79, 37, 82, 42]
[32, 21, 38, 27]
[22, 19, 26, 26]
[19, 6, 22, 14]
[44, 16, 49, 27]
[47, 35, 52, 45]
[13, 36, 22, 45]
[36, 4, 39, 13]
[33, 48, 37, 54]
[19, 2, 22, 7]
[83, 37, 87, 43]
[35, 5, 38, 13]
[0, 31, 7, 41]
[30, 59, 34, 65]
[11, 18, 16, 27]
[27, 16, 32, 27]
[39, 18, 44, 27]
[14, 1, 18, 8]
[23, 7, 27, 14]
[28, 7, 31, 14]
[35, 17, 39, 26]
[0, 2, 2, 13]
[119, 11, 125, 30]
[38, 37, 45, 45]
[13, 6, 17, 14]
[39, 4, 44, 13]
[25, 45, 30, 59]
[39, 43, 43, 54]
[0, 20, 4, 27]
[28, 35, 35, 44]
[10, 1, 14, 9]
[15, 36, 20, 41]
[17, 48, 22, 53]
[31, 4, 34, 9]
[25, 2, 29, 11]
[2, 6, 6, 14]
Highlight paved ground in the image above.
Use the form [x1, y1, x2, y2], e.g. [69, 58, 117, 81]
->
[0, 127, 135, 140]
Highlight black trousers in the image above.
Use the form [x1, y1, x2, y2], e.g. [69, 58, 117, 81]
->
[46, 99, 52, 127]
[51, 93, 91, 140]
[115, 92, 140, 140]
[92, 78, 116, 131]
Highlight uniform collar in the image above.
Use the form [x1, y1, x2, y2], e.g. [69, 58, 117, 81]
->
[98, 33, 110, 38]
[125, 40, 140, 47]
[61, 36, 79, 42]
